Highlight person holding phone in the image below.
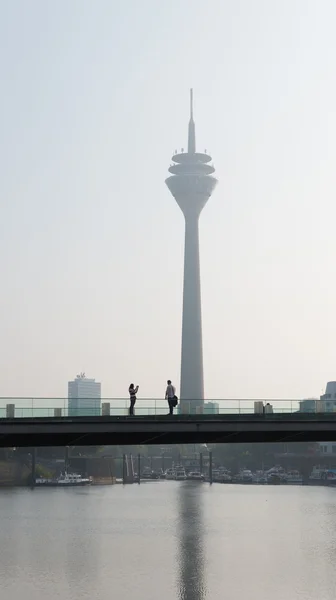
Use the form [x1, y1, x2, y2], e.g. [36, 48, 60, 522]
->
[128, 383, 139, 416]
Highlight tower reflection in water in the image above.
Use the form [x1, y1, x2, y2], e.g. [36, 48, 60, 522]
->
[177, 483, 207, 600]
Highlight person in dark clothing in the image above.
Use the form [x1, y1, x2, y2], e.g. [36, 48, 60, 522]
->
[165, 379, 177, 415]
[128, 383, 139, 415]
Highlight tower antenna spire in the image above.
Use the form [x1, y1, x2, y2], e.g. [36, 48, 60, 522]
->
[190, 88, 193, 120]
[188, 88, 196, 154]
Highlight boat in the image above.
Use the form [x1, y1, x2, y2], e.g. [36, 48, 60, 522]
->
[236, 469, 253, 483]
[187, 471, 205, 481]
[142, 467, 160, 480]
[308, 468, 336, 486]
[214, 468, 232, 483]
[220, 473, 232, 483]
[309, 467, 327, 481]
[252, 471, 267, 484]
[267, 472, 282, 485]
[285, 470, 303, 485]
[322, 469, 336, 485]
[165, 468, 176, 480]
[174, 466, 187, 481]
[36, 471, 92, 487]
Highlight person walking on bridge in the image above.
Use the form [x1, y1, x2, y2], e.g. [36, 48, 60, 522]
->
[165, 380, 177, 415]
[128, 383, 139, 416]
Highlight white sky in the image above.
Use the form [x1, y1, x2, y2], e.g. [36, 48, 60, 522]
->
[0, 0, 335, 400]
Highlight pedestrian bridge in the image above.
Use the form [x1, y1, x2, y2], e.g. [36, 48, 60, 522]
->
[0, 399, 335, 447]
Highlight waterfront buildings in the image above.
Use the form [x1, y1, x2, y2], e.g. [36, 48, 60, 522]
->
[320, 381, 336, 412]
[68, 373, 101, 416]
[165, 90, 217, 413]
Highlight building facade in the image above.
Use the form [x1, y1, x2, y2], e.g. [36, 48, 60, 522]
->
[320, 381, 336, 412]
[68, 373, 101, 416]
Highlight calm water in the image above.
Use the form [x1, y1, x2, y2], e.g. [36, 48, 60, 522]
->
[1, 482, 336, 599]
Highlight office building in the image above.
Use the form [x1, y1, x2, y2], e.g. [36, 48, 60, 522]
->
[320, 381, 336, 412]
[165, 90, 218, 413]
[68, 373, 101, 416]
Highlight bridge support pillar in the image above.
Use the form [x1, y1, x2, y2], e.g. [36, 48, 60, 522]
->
[138, 454, 141, 484]
[65, 446, 69, 471]
[199, 452, 203, 474]
[31, 448, 36, 489]
[122, 454, 126, 485]
[209, 451, 213, 485]
[209, 450, 212, 485]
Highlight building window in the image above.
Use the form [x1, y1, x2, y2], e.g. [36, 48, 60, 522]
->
[332, 447, 336, 454]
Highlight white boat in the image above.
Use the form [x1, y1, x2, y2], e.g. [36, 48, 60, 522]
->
[234, 469, 253, 483]
[174, 466, 187, 481]
[187, 471, 205, 481]
[285, 470, 303, 485]
[252, 470, 267, 484]
[309, 467, 326, 480]
[165, 468, 176, 480]
[36, 471, 92, 487]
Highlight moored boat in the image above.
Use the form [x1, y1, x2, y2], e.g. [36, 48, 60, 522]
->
[142, 467, 160, 480]
[187, 471, 205, 481]
[236, 469, 253, 483]
[174, 466, 187, 481]
[36, 471, 92, 487]
[165, 468, 176, 480]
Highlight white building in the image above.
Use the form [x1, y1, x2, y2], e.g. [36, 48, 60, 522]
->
[68, 373, 101, 416]
[320, 381, 336, 412]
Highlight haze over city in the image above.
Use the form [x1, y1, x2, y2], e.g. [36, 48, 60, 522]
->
[1, 0, 336, 400]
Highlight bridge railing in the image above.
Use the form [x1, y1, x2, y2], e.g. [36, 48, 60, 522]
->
[0, 398, 325, 418]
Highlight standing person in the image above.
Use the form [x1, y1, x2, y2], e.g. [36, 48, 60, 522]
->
[128, 383, 139, 416]
[165, 380, 177, 415]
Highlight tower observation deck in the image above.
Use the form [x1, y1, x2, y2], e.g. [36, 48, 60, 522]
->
[165, 90, 218, 413]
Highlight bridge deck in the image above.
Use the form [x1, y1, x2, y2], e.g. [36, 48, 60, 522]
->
[1, 413, 336, 447]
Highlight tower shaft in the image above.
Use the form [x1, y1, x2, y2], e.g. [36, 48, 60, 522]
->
[180, 215, 204, 412]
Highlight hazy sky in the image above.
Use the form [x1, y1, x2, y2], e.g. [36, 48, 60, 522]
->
[1, 0, 336, 400]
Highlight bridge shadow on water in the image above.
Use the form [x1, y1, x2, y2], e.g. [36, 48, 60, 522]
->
[177, 483, 206, 600]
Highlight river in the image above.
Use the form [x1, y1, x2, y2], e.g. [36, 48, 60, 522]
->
[0, 482, 336, 599]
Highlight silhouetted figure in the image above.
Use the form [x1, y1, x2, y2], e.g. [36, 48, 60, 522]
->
[128, 383, 139, 416]
[165, 380, 177, 415]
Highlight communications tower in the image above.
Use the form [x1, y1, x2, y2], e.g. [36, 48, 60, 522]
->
[165, 90, 218, 412]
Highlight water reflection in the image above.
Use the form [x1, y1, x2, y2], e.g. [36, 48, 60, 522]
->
[63, 489, 100, 595]
[177, 483, 206, 600]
